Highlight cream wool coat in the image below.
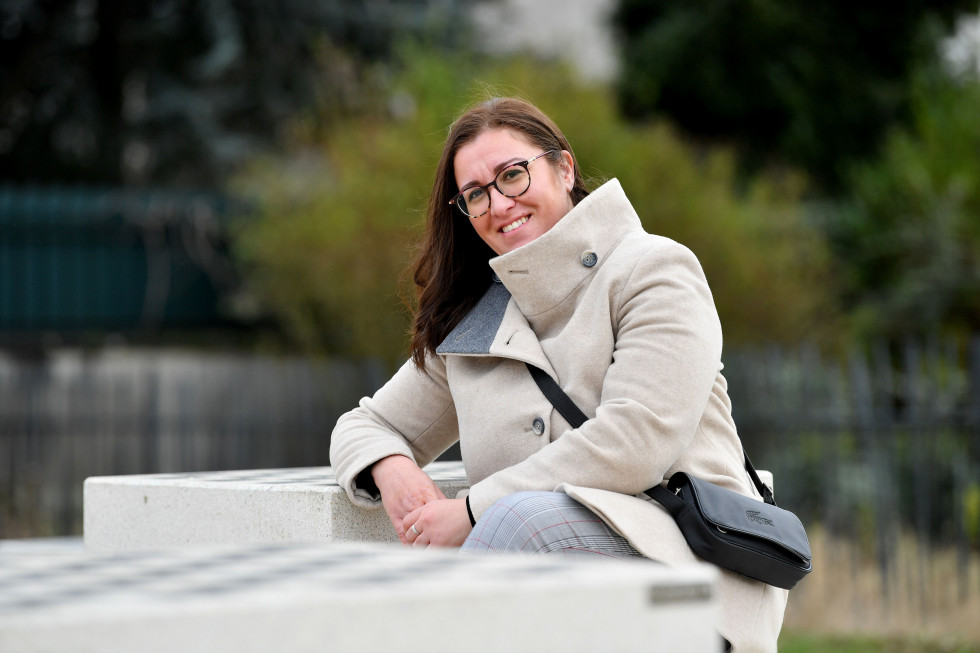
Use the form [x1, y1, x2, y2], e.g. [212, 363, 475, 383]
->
[330, 179, 787, 652]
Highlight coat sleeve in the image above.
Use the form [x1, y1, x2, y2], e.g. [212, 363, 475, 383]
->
[329, 353, 459, 508]
[466, 239, 724, 518]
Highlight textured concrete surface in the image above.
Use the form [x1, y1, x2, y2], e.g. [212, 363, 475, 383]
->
[84, 462, 772, 553]
[84, 462, 469, 553]
[0, 541, 719, 653]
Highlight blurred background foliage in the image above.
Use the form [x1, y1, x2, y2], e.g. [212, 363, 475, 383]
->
[233, 46, 840, 365]
[0, 0, 466, 187]
[3, 0, 978, 362]
[832, 68, 980, 340]
[613, 0, 976, 192]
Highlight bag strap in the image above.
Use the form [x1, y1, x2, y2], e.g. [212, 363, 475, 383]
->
[525, 362, 589, 429]
[743, 451, 775, 505]
[646, 483, 687, 514]
[524, 362, 776, 506]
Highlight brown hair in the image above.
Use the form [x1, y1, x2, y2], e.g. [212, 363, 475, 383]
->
[409, 97, 589, 370]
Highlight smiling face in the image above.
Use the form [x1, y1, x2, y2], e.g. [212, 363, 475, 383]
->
[453, 128, 575, 256]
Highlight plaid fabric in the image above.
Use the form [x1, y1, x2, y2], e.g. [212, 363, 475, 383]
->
[460, 491, 644, 559]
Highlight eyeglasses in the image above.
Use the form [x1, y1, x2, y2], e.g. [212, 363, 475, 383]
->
[450, 149, 557, 219]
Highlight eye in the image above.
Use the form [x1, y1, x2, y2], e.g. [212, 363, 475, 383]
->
[499, 166, 526, 183]
[465, 187, 486, 203]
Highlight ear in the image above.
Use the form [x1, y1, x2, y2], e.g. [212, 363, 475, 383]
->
[559, 150, 575, 192]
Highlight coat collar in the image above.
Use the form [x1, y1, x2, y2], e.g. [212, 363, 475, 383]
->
[489, 178, 641, 318]
[436, 280, 511, 356]
[437, 178, 640, 367]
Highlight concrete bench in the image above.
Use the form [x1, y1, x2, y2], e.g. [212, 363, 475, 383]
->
[84, 461, 772, 553]
[83, 461, 470, 553]
[0, 540, 720, 652]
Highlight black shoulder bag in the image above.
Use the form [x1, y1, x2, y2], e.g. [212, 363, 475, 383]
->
[525, 363, 812, 590]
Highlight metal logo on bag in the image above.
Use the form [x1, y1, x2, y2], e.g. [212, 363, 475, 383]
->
[746, 510, 774, 527]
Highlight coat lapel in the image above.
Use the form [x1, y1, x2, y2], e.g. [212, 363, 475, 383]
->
[436, 281, 510, 356]
[437, 281, 555, 374]
[437, 180, 640, 379]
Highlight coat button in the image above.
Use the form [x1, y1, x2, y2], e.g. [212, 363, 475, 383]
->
[531, 417, 546, 435]
[581, 251, 598, 267]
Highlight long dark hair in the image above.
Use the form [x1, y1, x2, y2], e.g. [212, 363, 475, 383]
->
[409, 97, 589, 370]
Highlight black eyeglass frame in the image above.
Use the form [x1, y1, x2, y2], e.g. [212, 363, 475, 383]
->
[449, 149, 558, 219]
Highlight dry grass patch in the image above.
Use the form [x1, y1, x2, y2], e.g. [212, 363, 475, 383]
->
[785, 527, 980, 645]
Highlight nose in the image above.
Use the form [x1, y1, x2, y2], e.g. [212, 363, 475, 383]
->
[487, 184, 516, 217]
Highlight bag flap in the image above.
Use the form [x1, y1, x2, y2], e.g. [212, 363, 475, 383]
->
[680, 474, 812, 561]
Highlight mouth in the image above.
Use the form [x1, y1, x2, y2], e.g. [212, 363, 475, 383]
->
[500, 216, 529, 234]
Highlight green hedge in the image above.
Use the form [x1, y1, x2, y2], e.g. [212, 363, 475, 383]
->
[233, 46, 839, 366]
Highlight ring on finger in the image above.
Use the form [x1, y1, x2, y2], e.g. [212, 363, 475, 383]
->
[410, 523, 420, 536]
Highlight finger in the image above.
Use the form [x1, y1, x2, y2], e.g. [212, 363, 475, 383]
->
[404, 505, 422, 522]
[406, 520, 423, 542]
[412, 532, 429, 548]
[392, 518, 408, 545]
[401, 513, 420, 543]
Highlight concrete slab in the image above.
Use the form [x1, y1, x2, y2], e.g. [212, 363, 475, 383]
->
[84, 462, 469, 553]
[0, 541, 720, 653]
[0, 537, 84, 556]
[84, 462, 773, 554]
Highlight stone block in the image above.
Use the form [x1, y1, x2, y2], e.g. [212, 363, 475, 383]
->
[84, 462, 468, 553]
[0, 541, 720, 653]
[84, 461, 773, 554]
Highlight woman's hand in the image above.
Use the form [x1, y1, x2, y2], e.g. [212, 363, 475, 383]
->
[403, 498, 472, 548]
[371, 455, 447, 544]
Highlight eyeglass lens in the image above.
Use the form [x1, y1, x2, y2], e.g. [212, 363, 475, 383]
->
[457, 163, 531, 218]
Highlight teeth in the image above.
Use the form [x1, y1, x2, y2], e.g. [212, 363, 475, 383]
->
[501, 216, 529, 233]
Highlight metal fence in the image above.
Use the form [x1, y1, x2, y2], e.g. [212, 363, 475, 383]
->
[726, 336, 980, 546]
[1, 338, 978, 634]
[3, 338, 977, 540]
[724, 335, 980, 637]
[0, 348, 389, 537]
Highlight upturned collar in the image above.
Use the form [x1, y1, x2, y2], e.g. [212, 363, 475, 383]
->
[488, 178, 641, 317]
[437, 178, 641, 364]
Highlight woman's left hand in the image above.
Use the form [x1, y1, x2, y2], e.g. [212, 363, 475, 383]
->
[403, 498, 472, 548]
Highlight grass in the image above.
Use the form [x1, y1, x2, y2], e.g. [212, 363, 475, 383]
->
[779, 631, 980, 653]
[780, 527, 980, 651]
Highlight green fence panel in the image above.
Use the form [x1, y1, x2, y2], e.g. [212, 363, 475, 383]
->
[0, 185, 234, 331]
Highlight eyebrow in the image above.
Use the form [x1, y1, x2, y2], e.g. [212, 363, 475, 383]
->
[459, 156, 528, 190]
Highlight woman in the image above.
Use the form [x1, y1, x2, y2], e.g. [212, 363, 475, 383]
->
[329, 97, 787, 651]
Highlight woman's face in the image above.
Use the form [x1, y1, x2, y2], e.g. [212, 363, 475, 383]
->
[453, 128, 575, 256]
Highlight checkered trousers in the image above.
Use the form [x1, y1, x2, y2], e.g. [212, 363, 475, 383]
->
[460, 491, 644, 559]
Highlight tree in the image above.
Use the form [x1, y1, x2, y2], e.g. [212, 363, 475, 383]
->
[612, 0, 976, 190]
[234, 48, 841, 365]
[826, 68, 980, 338]
[0, 0, 465, 187]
